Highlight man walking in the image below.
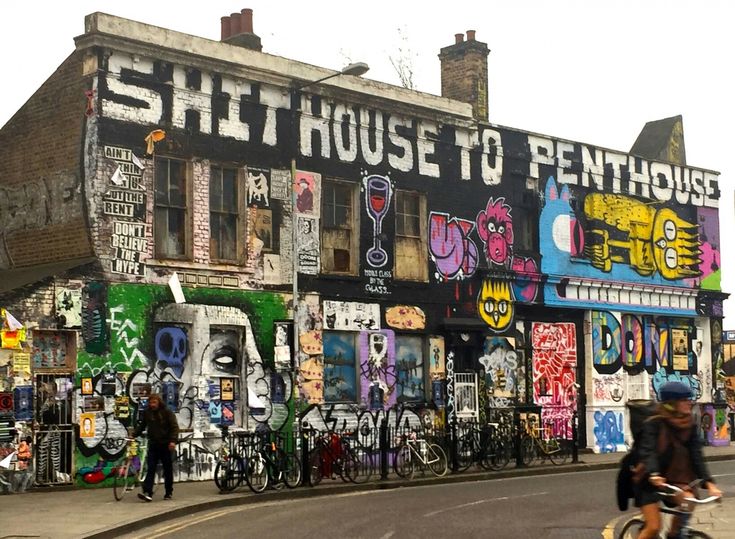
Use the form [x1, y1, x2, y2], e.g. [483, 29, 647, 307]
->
[133, 393, 179, 501]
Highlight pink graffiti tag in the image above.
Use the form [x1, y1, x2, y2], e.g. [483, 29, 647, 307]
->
[477, 197, 513, 266]
[429, 212, 478, 280]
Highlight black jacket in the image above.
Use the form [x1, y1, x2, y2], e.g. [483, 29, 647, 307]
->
[638, 417, 712, 483]
[134, 406, 179, 445]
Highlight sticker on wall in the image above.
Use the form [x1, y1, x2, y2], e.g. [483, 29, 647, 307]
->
[80, 413, 96, 438]
[264, 254, 282, 285]
[220, 378, 235, 402]
[294, 170, 321, 216]
[132, 383, 152, 398]
[114, 396, 129, 419]
[0, 392, 12, 416]
[13, 386, 32, 421]
[221, 402, 235, 425]
[110, 221, 147, 277]
[247, 166, 271, 208]
[428, 336, 446, 380]
[81, 377, 94, 395]
[83, 396, 104, 412]
[270, 169, 290, 201]
[55, 288, 82, 328]
[672, 328, 689, 370]
[300, 331, 323, 355]
[273, 320, 294, 370]
[296, 216, 320, 275]
[385, 306, 425, 330]
[161, 381, 179, 411]
[323, 300, 380, 331]
[12, 352, 30, 377]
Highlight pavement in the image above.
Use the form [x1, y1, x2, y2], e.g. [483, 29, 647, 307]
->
[1, 445, 733, 539]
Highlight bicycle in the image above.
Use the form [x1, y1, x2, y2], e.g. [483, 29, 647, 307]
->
[213, 426, 248, 493]
[618, 481, 721, 538]
[245, 431, 302, 494]
[455, 422, 512, 472]
[518, 415, 569, 466]
[394, 430, 448, 479]
[307, 429, 371, 486]
[113, 438, 155, 501]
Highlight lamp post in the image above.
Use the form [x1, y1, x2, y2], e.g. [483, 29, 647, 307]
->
[290, 61, 369, 388]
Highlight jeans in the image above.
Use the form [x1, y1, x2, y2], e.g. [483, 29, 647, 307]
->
[143, 442, 173, 496]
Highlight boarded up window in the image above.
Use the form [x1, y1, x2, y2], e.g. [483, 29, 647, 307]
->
[322, 180, 357, 274]
[395, 190, 427, 281]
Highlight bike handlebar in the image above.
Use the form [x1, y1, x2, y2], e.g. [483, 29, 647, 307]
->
[659, 483, 722, 505]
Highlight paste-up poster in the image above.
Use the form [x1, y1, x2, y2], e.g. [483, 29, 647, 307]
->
[80, 413, 96, 438]
[294, 171, 321, 216]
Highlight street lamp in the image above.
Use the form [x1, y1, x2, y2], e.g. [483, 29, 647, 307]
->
[290, 61, 369, 384]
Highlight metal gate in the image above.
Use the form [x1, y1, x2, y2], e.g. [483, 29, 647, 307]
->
[455, 372, 478, 420]
[34, 373, 74, 485]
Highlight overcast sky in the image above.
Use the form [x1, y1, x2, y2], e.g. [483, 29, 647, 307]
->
[2, 1, 733, 321]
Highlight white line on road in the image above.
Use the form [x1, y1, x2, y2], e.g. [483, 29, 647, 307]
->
[422, 491, 548, 518]
[378, 531, 395, 539]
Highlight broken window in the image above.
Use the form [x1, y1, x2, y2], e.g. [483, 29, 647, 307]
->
[155, 157, 188, 259]
[395, 190, 427, 281]
[321, 180, 358, 274]
[209, 165, 241, 262]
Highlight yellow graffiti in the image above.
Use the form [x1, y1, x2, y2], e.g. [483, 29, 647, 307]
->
[583, 194, 701, 280]
[477, 279, 514, 332]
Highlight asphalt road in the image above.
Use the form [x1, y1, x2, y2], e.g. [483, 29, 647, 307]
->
[121, 462, 735, 539]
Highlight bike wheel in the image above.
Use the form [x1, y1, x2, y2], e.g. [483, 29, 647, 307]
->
[687, 532, 713, 539]
[214, 455, 244, 492]
[308, 448, 323, 486]
[455, 436, 474, 472]
[394, 444, 414, 479]
[617, 517, 644, 539]
[427, 444, 448, 477]
[344, 447, 371, 484]
[482, 439, 511, 471]
[547, 439, 569, 466]
[113, 460, 133, 501]
[280, 451, 302, 489]
[520, 435, 536, 466]
[245, 453, 269, 494]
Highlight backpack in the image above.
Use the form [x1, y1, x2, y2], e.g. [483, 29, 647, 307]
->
[616, 399, 657, 511]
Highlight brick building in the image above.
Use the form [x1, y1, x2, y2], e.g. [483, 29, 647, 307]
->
[0, 10, 728, 488]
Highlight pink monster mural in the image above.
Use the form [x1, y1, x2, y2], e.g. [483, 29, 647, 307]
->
[477, 197, 514, 266]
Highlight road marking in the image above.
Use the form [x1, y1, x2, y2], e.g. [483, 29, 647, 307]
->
[601, 514, 628, 539]
[422, 491, 548, 518]
[379, 531, 395, 539]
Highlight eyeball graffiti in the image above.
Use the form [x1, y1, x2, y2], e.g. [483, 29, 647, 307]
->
[206, 330, 240, 376]
[477, 279, 514, 332]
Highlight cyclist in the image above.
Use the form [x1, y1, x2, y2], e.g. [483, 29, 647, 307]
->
[632, 381, 722, 538]
[132, 393, 179, 501]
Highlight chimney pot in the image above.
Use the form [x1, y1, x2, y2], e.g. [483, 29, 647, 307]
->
[466, 30, 476, 41]
[455, 33, 464, 44]
[241, 8, 253, 33]
[221, 16, 232, 40]
[230, 12, 242, 35]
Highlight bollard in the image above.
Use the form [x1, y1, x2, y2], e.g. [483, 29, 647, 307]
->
[379, 418, 389, 481]
[571, 410, 579, 463]
[514, 413, 524, 467]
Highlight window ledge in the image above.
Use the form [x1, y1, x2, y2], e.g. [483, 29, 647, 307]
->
[147, 259, 254, 274]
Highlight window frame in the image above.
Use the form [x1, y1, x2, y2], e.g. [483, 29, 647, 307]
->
[321, 330, 359, 403]
[154, 156, 191, 260]
[394, 334, 426, 403]
[321, 179, 359, 275]
[394, 189, 428, 282]
[209, 164, 246, 264]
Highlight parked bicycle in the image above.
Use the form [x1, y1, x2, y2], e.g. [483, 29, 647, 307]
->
[618, 481, 721, 538]
[518, 414, 569, 466]
[307, 429, 371, 486]
[245, 431, 301, 493]
[213, 426, 249, 493]
[113, 437, 154, 501]
[394, 430, 448, 479]
[455, 421, 512, 472]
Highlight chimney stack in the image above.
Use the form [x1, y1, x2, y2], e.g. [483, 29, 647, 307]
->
[439, 31, 490, 121]
[220, 8, 262, 51]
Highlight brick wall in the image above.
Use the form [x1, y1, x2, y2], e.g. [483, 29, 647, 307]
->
[439, 35, 490, 121]
[0, 50, 93, 270]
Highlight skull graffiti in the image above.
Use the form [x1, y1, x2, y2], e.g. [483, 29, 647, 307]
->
[155, 327, 188, 378]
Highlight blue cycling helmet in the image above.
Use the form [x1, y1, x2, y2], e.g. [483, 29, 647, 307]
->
[658, 381, 692, 402]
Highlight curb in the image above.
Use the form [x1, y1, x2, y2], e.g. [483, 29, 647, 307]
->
[83, 453, 734, 539]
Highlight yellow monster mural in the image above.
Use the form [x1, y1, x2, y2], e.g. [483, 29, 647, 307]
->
[477, 279, 514, 332]
[583, 194, 701, 280]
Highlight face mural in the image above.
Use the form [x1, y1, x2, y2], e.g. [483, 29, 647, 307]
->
[477, 197, 513, 266]
[584, 193, 701, 280]
[477, 279, 514, 332]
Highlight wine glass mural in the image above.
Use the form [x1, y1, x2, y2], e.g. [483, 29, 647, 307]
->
[364, 175, 393, 268]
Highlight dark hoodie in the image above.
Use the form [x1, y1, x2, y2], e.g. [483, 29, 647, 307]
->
[134, 400, 179, 445]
